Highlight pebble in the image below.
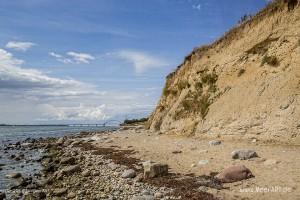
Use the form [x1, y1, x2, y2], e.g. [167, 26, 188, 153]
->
[209, 140, 222, 146]
[6, 172, 22, 179]
[231, 149, 258, 160]
[198, 160, 209, 165]
[121, 169, 136, 178]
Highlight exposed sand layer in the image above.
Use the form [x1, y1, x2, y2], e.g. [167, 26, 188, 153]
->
[96, 127, 300, 200]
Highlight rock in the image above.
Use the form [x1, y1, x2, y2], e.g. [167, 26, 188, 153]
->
[141, 190, 151, 195]
[6, 172, 22, 179]
[108, 163, 119, 170]
[215, 165, 254, 183]
[198, 160, 209, 165]
[121, 169, 136, 178]
[67, 192, 76, 198]
[56, 137, 64, 145]
[231, 150, 258, 160]
[132, 195, 155, 200]
[209, 140, 222, 146]
[172, 150, 182, 154]
[60, 165, 81, 176]
[60, 157, 76, 165]
[154, 192, 163, 198]
[191, 163, 196, 168]
[0, 192, 6, 200]
[264, 159, 279, 165]
[143, 161, 168, 179]
[33, 190, 46, 199]
[53, 188, 67, 196]
[82, 170, 91, 177]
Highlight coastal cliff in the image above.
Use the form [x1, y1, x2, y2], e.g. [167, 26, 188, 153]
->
[147, 0, 300, 144]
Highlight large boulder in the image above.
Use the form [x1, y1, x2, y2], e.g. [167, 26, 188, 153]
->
[231, 150, 258, 160]
[215, 165, 254, 183]
[143, 161, 168, 179]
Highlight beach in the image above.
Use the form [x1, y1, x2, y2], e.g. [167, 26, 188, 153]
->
[0, 125, 299, 199]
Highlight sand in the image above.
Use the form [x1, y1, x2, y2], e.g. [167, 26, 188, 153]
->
[95, 126, 300, 200]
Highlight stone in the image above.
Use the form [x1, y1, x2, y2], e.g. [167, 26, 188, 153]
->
[33, 190, 46, 199]
[264, 159, 279, 165]
[0, 192, 6, 200]
[60, 165, 81, 176]
[143, 161, 168, 179]
[215, 165, 254, 183]
[60, 157, 76, 165]
[56, 137, 64, 145]
[231, 150, 258, 160]
[53, 188, 67, 196]
[154, 192, 163, 198]
[198, 160, 209, 165]
[172, 150, 182, 154]
[121, 169, 136, 178]
[209, 140, 222, 146]
[6, 172, 22, 179]
[108, 163, 119, 170]
[132, 195, 155, 200]
[67, 192, 76, 198]
[82, 170, 91, 177]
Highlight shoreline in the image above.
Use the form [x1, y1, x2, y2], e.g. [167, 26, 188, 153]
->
[1, 128, 217, 200]
[1, 125, 299, 200]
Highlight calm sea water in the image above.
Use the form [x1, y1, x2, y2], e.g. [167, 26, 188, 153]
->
[0, 125, 116, 190]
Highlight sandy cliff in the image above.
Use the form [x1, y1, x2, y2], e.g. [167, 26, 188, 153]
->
[147, 0, 300, 144]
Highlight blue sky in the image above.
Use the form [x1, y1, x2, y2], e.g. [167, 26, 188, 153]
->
[0, 0, 268, 124]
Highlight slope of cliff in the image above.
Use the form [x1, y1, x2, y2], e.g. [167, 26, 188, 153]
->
[147, 0, 300, 144]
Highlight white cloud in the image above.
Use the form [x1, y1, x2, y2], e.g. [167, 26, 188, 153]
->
[49, 51, 94, 64]
[67, 51, 95, 64]
[192, 4, 201, 11]
[0, 49, 155, 123]
[116, 50, 168, 73]
[6, 41, 36, 51]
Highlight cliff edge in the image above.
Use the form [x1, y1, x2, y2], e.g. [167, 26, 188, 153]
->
[147, 0, 300, 144]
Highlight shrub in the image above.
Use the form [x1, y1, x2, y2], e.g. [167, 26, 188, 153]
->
[261, 55, 279, 66]
[237, 69, 246, 77]
[201, 72, 218, 85]
[122, 118, 148, 125]
[178, 80, 190, 90]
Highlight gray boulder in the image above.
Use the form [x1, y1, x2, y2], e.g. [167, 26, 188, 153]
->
[143, 161, 168, 179]
[231, 150, 258, 160]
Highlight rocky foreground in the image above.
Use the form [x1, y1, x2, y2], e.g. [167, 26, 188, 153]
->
[1, 129, 227, 200]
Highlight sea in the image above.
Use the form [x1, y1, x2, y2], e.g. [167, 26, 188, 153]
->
[0, 125, 116, 191]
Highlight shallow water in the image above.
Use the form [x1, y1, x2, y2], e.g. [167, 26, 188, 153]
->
[0, 125, 116, 190]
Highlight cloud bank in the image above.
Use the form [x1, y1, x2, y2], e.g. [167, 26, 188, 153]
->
[0, 49, 155, 124]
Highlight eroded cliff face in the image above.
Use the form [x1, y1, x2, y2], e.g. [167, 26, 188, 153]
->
[147, 0, 300, 144]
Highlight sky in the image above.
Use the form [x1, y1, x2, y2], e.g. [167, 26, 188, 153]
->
[0, 0, 269, 124]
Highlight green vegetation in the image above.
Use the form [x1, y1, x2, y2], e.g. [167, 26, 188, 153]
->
[238, 69, 246, 77]
[178, 80, 190, 91]
[122, 118, 148, 125]
[238, 14, 252, 24]
[261, 55, 279, 66]
[174, 70, 218, 120]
